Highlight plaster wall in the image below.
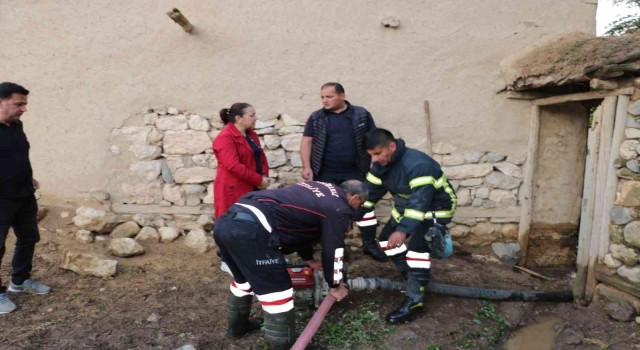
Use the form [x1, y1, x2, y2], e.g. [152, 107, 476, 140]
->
[0, 0, 596, 200]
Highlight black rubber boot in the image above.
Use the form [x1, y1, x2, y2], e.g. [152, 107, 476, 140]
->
[264, 310, 296, 350]
[360, 225, 387, 262]
[226, 292, 261, 339]
[386, 273, 426, 324]
[389, 254, 409, 280]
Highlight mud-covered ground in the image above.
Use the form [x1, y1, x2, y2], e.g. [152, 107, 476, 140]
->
[0, 206, 637, 350]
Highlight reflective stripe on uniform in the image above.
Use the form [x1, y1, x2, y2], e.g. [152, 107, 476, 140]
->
[405, 251, 431, 269]
[363, 200, 376, 209]
[333, 248, 344, 285]
[356, 210, 378, 227]
[404, 208, 425, 221]
[366, 172, 383, 186]
[230, 281, 254, 297]
[257, 288, 294, 314]
[409, 174, 447, 190]
[391, 207, 403, 223]
[379, 241, 407, 256]
[235, 203, 273, 233]
[424, 210, 454, 219]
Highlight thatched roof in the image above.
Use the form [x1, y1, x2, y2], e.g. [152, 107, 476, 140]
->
[501, 32, 640, 91]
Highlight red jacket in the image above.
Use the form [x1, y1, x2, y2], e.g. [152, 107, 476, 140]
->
[213, 123, 269, 218]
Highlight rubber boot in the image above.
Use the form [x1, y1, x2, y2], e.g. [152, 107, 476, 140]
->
[389, 254, 409, 280]
[226, 292, 261, 339]
[386, 274, 426, 324]
[264, 309, 295, 350]
[360, 225, 387, 262]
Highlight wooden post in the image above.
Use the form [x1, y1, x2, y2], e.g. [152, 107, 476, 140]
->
[423, 100, 432, 155]
[167, 8, 195, 33]
[517, 105, 540, 266]
[573, 105, 602, 300]
[585, 95, 618, 301]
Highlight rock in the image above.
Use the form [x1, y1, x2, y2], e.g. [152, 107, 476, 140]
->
[491, 242, 520, 264]
[197, 214, 214, 230]
[618, 265, 640, 285]
[441, 154, 465, 166]
[494, 162, 522, 178]
[108, 238, 145, 257]
[629, 100, 640, 117]
[61, 252, 117, 278]
[255, 127, 277, 135]
[472, 198, 483, 206]
[481, 152, 506, 163]
[463, 151, 484, 163]
[620, 140, 640, 160]
[627, 116, 640, 128]
[175, 345, 196, 350]
[173, 167, 216, 184]
[192, 154, 216, 169]
[155, 115, 188, 131]
[147, 312, 161, 323]
[610, 244, 639, 266]
[148, 128, 163, 144]
[611, 224, 625, 243]
[167, 107, 180, 115]
[456, 188, 471, 206]
[280, 133, 303, 151]
[121, 183, 163, 204]
[620, 181, 640, 206]
[161, 160, 173, 182]
[563, 329, 584, 345]
[605, 301, 635, 322]
[460, 178, 483, 187]
[143, 112, 158, 125]
[449, 224, 470, 238]
[432, 142, 456, 155]
[626, 128, 640, 139]
[590, 78, 618, 90]
[278, 126, 304, 136]
[475, 187, 490, 199]
[381, 16, 400, 28]
[624, 221, 640, 248]
[627, 159, 640, 173]
[110, 221, 141, 238]
[37, 206, 48, 221]
[484, 171, 522, 190]
[163, 131, 211, 155]
[184, 229, 216, 254]
[615, 157, 627, 168]
[289, 152, 302, 168]
[72, 207, 116, 233]
[618, 168, 640, 181]
[110, 145, 120, 155]
[506, 154, 526, 165]
[462, 222, 502, 246]
[278, 171, 304, 184]
[263, 134, 281, 150]
[163, 184, 186, 205]
[604, 254, 622, 269]
[129, 160, 163, 182]
[129, 145, 161, 160]
[119, 126, 152, 145]
[501, 224, 519, 240]
[89, 189, 110, 202]
[135, 227, 160, 243]
[265, 149, 287, 168]
[489, 189, 517, 206]
[610, 207, 637, 225]
[255, 120, 275, 129]
[202, 182, 214, 205]
[279, 113, 305, 126]
[75, 230, 94, 243]
[60, 211, 70, 218]
[159, 227, 181, 242]
[188, 115, 210, 131]
[595, 283, 640, 313]
[442, 164, 493, 180]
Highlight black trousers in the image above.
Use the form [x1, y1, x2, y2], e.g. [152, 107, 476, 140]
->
[0, 195, 41, 292]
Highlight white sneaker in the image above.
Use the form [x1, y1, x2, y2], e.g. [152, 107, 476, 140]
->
[0, 293, 16, 314]
[8, 279, 51, 295]
[220, 261, 234, 277]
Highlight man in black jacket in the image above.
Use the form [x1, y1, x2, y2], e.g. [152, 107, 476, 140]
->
[0, 82, 51, 314]
[213, 180, 367, 349]
[300, 82, 386, 261]
[361, 128, 457, 324]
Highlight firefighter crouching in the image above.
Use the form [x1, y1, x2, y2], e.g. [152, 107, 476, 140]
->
[359, 128, 457, 324]
[213, 180, 368, 349]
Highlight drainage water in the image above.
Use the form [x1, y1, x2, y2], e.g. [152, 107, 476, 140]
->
[504, 316, 562, 350]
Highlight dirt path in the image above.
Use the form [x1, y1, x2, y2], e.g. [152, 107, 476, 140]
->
[0, 206, 637, 349]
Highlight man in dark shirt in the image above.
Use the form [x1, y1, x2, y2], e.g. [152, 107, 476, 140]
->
[0, 82, 50, 314]
[299, 82, 386, 261]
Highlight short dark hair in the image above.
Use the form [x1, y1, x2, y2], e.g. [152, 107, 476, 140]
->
[340, 179, 369, 202]
[321, 82, 345, 94]
[364, 128, 396, 150]
[0, 82, 29, 100]
[219, 102, 252, 124]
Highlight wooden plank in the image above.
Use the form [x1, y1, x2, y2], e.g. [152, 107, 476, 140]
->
[517, 105, 540, 266]
[574, 105, 603, 300]
[423, 100, 432, 155]
[585, 95, 618, 301]
[513, 265, 551, 280]
[594, 265, 640, 300]
[506, 91, 545, 100]
[532, 87, 634, 106]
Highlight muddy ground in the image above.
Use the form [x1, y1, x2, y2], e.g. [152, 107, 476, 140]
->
[0, 205, 638, 350]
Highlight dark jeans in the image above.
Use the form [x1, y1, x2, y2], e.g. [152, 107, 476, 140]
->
[0, 195, 41, 291]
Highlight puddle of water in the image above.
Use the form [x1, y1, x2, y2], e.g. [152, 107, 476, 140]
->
[503, 316, 562, 350]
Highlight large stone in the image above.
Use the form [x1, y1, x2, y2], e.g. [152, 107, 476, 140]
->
[449, 224, 470, 238]
[620, 181, 640, 206]
[110, 221, 141, 238]
[278, 171, 304, 184]
[183, 229, 216, 254]
[129, 145, 161, 160]
[484, 171, 521, 190]
[595, 283, 640, 313]
[255, 119, 275, 129]
[89, 189, 110, 202]
[120, 126, 152, 145]
[280, 113, 305, 126]
[489, 189, 517, 206]
[72, 207, 117, 233]
[610, 243, 639, 266]
[605, 301, 635, 322]
[628, 100, 640, 117]
[263, 134, 281, 150]
[143, 113, 158, 125]
[611, 207, 638, 225]
[494, 162, 522, 178]
[202, 182, 214, 205]
[265, 149, 287, 168]
[501, 224, 519, 240]
[121, 183, 163, 204]
[506, 154, 526, 165]
[61, 252, 117, 278]
[148, 128, 163, 144]
[625, 128, 640, 139]
[460, 178, 483, 187]
[163, 184, 186, 205]
[441, 154, 465, 166]
[627, 159, 640, 173]
[604, 253, 623, 269]
[188, 115, 210, 131]
[163, 131, 211, 155]
[442, 164, 493, 180]
[289, 152, 302, 167]
[109, 238, 145, 257]
[159, 227, 181, 242]
[461, 222, 502, 246]
[463, 151, 484, 163]
[626, 116, 640, 128]
[155, 115, 188, 131]
[280, 133, 303, 151]
[129, 160, 162, 182]
[192, 154, 216, 169]
[618, 168, 640, 181]
[432, 142, 456, 155]
[135, 227, 160, 243]
[623, 221, 640, 249]
[456, 188, 471, 206]
[481, 152, 506, 163]
[278, 126, 304, 136]
[173, 167, 216, 184]
[75, 230, 94, 243]
[617, 265, 640, 285]
[197, 214, 214, 230]
[611, 224, 625, 244]
[255, 127, 276, 135]
[620, 140, 639, 160]
[475, 187, 489, 199]
[491, 242, 520, 264]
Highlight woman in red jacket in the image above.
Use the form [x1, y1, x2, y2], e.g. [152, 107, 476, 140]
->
[213, 103, 270, 219]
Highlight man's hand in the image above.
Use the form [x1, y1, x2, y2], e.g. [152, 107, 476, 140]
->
[301, 167, 313, 180]
[329, 283, 349, 302]
[259, 176, 270, 189]
[32, 178, 40, 190]
[304, 259, 322, 270]
[387, 231, 407, 249]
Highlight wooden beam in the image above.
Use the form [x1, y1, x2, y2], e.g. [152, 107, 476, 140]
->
[574, 105, 603, 300]
[594, 264, 640, 300]
[517, 105, 540, 266]
[423, 100, 432, 155]
[532, 87, 634, 106]
[506, 91, 545, 100]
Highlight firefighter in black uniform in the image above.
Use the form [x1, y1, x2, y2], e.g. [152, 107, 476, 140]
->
[360, 128, 457, 324]
[213, 180, 368, 349]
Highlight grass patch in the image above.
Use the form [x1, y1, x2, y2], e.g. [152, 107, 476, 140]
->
[444, 301, 510, 350]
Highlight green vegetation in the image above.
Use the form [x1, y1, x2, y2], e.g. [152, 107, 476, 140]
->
[443, 301, 510, 350]
[606, 0, 640, 36]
